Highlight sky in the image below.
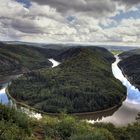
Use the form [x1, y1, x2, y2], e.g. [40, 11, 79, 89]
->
[0, 0, 140, 46]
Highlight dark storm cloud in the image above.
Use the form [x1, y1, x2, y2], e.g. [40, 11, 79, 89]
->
[30, 0, 140, 14]
[30, 0, 116, 16]
[113, 0, 140, 6]
[0, 17, 43, 34]
[31, 0, 140, 6]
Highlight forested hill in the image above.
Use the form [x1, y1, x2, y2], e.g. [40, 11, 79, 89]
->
[0, 42, 113, 77]
[119, 49, 140, 89]
[0, 42, 69, 77]
[9, 47, 126, 113]
[54, 47, 115, 63]
[0, 42, 52, 76]
[119, 49, 140, 59]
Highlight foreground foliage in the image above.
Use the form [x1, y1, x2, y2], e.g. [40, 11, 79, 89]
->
[1, 104, 140, 140]
[0, 104, 31, 140]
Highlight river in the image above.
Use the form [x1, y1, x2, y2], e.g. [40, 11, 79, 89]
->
[0, 57, 140, 125]
[87, 55, 140, 126]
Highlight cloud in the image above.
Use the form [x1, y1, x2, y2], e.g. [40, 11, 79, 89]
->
[30, 0, 140, 16]
[102, 18, 140, 43]
[113, 0, 140, 6]
[0, 0, 139, 46]
[30, 0, 117, 17]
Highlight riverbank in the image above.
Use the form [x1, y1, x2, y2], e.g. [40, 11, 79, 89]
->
[119, 67, 140, 90]
[6, 83, 126, 117]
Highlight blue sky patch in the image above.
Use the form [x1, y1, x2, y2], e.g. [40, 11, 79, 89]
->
[67, 16, 76, 23]
[112, 7, 140, 21]
[16, 0, 31, 8]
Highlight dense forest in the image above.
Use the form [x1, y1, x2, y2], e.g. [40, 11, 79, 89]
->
[9, 47, 126, 113]
[119, 49, 140, 89]
[1, 104, 140, 140]
[0, 42, 63, 76]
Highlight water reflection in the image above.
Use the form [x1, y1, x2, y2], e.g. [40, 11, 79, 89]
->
[77, 105, 121, 121]
[0, 87, 9, 104]
[0, 75, 19, 105]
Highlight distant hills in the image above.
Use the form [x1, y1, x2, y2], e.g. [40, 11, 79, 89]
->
[0, 42, 70, 77]
[0, 42, 53, 76]
[2, 41, 139, 51]
[1, 41, 136, 78]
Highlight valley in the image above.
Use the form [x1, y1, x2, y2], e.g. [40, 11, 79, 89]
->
[0, 42, 140, 140]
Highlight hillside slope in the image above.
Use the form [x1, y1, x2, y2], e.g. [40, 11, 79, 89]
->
[55, 47, 115, 63]
[119, 49, 140, 59]
[9, 47, 126, 113]
[119, 49, 140, 89]
[0, 42, 58, 76]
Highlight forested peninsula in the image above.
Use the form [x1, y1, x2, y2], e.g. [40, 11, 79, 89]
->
[7, 46, 126, 113]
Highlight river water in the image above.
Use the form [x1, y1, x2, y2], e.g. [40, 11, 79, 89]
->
[0, 57, 140, 125]
[48, 59, 60, 68]
[0, 87, 9, 104]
